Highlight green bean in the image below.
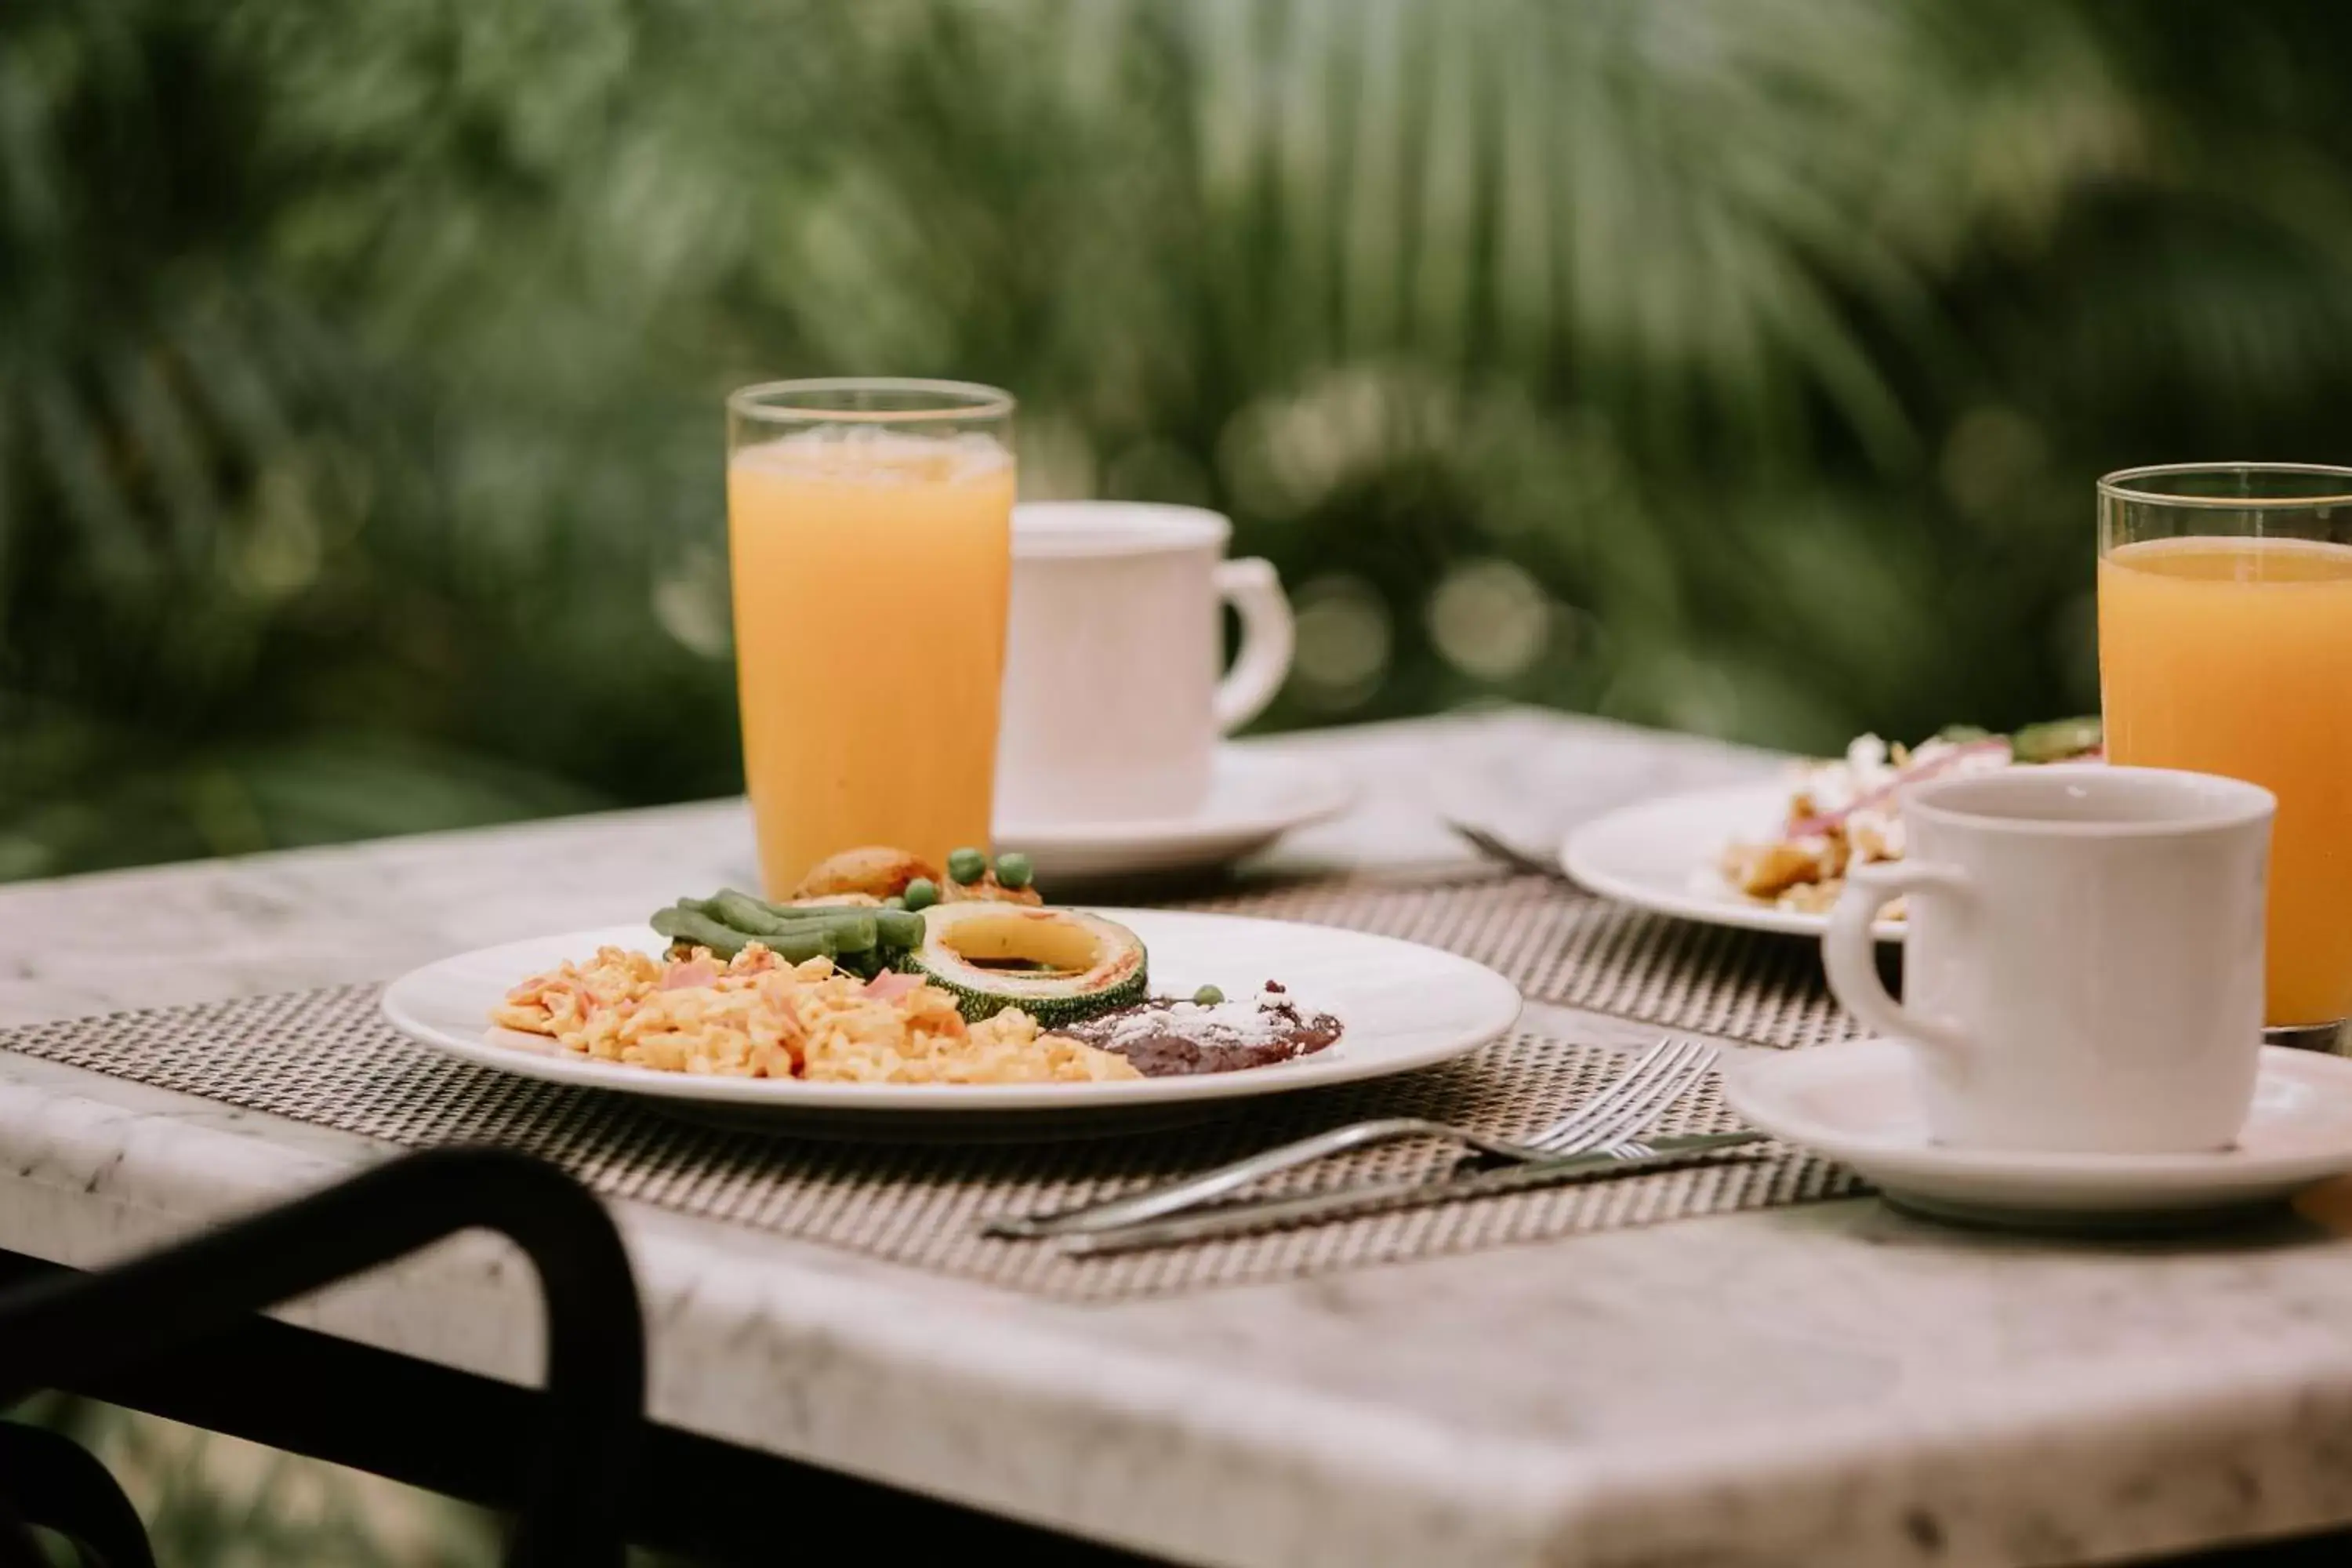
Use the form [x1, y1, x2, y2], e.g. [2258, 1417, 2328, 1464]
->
[660, 894, 902, 963]
[655, 903, 858, 963]
[776, 907, 884, 945]
[705, 892, 870, 934]
[651, 905, 752, 958]
[753, 899, 871, 920]
[728, 893, 868, 921]
[834, 946, 887, 981]
[871, 908, 924, 949]
[711, 890, 793, 935]
[816, 912, 880, 953]
[760, 929, 848, 963]
[769, 904, 916, 951]
[741, 908, 880, 954]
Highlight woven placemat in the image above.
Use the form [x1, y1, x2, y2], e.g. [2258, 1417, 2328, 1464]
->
[1187, 869, 1860, 1050]
[0, 985, 1863, 1300]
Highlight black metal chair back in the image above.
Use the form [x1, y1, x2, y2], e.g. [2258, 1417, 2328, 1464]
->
[0, 1421, 156, 1567]
[0, 1147, 642, 1567]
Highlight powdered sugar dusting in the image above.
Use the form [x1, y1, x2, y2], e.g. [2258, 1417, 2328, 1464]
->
[1055, 982, 1345, 1077]
[1086, 985, 1299, 1050]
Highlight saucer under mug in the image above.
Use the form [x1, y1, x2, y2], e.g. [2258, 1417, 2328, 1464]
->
[993, 747, 1354, 881]
[1726, 1039, 2352, 1231]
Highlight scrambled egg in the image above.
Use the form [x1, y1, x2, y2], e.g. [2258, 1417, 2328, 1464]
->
[492, 944, 1139, 1084]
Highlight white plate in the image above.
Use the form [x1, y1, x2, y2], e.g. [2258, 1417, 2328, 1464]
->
[380, 909, 1519, 1129]
[994, 749, 1356, 881]
[1726, 1038, 2352, 1228]
[1561, 779, 1902, 942]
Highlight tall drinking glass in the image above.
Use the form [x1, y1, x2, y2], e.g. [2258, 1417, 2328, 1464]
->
[727, 379, 1016, 895]
[2097, 463, 2352, 1048]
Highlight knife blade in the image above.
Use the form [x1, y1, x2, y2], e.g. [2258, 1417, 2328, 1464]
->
[1056, 1129, 1769, 1256]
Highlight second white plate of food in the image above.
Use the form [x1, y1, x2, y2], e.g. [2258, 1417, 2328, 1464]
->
[1560, 780, 1904, 943]
[380, 909, 1521, 1130]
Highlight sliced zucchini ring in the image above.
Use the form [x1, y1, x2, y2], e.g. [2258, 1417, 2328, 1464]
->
[906, 903, 1147, 1025]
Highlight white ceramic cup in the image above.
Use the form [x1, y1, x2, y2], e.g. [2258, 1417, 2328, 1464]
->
[995, 502, 1294, 825]
[1820, 764, 2274, 1154]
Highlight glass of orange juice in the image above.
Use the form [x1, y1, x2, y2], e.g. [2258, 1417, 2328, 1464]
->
[726, 379, 1016, 895]
[2098, 463, 2352, 1047]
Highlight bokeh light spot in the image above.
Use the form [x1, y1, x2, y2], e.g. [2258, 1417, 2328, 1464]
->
[1428, 557, 1548, 680]
[1291, 573, 1392, 710]
[652, 546, 732, 660]
[1939, 405, 2047, 520]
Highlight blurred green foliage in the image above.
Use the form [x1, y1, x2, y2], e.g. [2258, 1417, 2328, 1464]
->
[7, 1394, 723, 1564]
[11, 1395, 499, 1565]
[10, 0, 2352, 879]
[12, 6, 2352, 1555]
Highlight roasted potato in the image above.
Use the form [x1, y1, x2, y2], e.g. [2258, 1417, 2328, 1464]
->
[789, 846, 940, 902]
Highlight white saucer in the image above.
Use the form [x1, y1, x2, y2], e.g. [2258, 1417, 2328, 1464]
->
[1725, 1039, 2352, 1229]
[993, 749, 1357, 880]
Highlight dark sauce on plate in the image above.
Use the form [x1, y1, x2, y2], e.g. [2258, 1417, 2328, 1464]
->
[1057, 981, 1344, 1077]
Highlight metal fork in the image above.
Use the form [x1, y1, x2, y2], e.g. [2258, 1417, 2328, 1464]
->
[1446, 818, 1575, 881]
[981, 1036, 1715, 1240]
[1059, 1129, 1767, 1255]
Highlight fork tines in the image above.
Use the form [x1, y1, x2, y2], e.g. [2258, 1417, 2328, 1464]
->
[1531, 1036, 1716, 1153]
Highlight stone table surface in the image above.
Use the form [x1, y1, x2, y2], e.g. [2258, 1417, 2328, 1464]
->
[3, 708, 2350, 1568]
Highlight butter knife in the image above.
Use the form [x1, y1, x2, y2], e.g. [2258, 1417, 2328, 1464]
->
[1056, 1130, 1769, 1256]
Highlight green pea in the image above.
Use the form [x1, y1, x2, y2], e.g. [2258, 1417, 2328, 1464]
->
[1192, 984, 1225, 1006]
[902, 877, 939, 911]
[881, 894, 907, 910]
[994, 851, 1033, 891]
[946, 847, 988, 885]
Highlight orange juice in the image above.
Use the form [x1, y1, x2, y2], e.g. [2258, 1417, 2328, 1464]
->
[728, 429, 1015, 894]
[2099, 536, 2352, 1024]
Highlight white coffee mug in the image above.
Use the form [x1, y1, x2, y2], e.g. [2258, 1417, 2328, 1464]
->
[995, 502, 1293, 824]
[1820, 764, 2274, 1154]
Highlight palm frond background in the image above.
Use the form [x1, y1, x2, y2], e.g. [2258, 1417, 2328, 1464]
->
[8, 0, 2352, 866]
[13, 3, 2352, 1558]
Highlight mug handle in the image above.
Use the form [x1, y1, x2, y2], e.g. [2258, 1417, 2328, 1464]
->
[1820, 859, 1976, 1064]
[1212, 557, 1294, 733]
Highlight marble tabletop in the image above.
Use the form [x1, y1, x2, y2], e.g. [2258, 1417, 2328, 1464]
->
[4, 707, 2351, 1567]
